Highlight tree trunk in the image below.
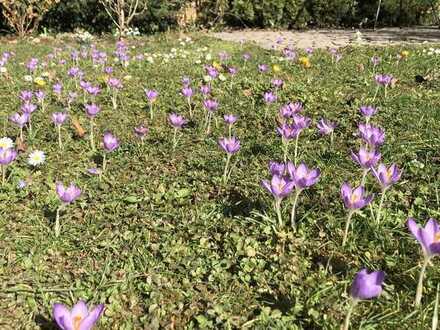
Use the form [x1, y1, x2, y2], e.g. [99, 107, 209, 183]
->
[374, 0, 382, 30]
[118, 0, 126, 39]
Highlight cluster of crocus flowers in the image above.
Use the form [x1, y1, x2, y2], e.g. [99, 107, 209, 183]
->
[55, 182, 81, 237]
[218, 136, 240, 183]
[277, 105, 310, 164]
[53, 300, 104, 330]
[262, 161, 319, 229]
[343, 269, 385, 330]
[407, 218, 440, 306]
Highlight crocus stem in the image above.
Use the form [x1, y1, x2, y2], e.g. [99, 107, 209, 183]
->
[290, 189, 302, 231]
[415, 257, 430, 307]
[28, 117, 32, 133]
[432, 284, 439, 330]
[373, 85, 379, 102]
[112, 94, 117, 110]
[384, 86, 387, 99]
[361, 169, 368, 186]
[343, 299, 358, 330]
[20, 127, 23, 142]
[275, 198, 283, 227]
[57, 126, 62, 149]
[149, 103, 153, 120]
[206, 113, 212, 135]
[172, 128, 178, 151]
[283, 139, 289, 163]
[102, 153, 107, 172]
[54, 206, 61, 238]
[264, 105, 269, 119]
[223, 154, 232, 184]
[342, 211, 355, 247]
[90, 119, 95, 151]
[376, 189, 387, 224]
[228, 125, 232, 138]
[1, 165, 5, 185]
[330, 132, 334, 150]
[188, 99, 193, 118]
[294, 134, 300, 166]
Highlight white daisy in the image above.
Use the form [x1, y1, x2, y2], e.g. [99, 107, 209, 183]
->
[24, 75, 33, 82]
[28, 150, 46, 166]
[0, 137, 14, 150]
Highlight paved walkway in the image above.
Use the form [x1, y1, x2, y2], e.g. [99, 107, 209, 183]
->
[212, 27, 440, 49]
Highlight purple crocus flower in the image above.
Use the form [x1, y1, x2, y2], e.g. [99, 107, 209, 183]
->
[0, 147, 17, 165]
[21, 103, 37, 114]
[182, 76, 191, 86]
[104, 66, 113, 74]
[287, 162, 320, 189]
[203, 99, 219, 112]
[317, 119, 337, 135]
[86, 85, 101, 97]
[218, 136, 240, 154]
[279, 102, 302, 119]
[68, 67, 82, 78]
[85, 104, 101, 118]
[228, 66, 238, 75]
[145, 89, 158, 103]
[224, 114, 238, 125]
[407, 218, 440, 258]
[53, 82, 63, 95]
[375, 74, 393, 87]
[52, 112, 67, 126]
[103, 131, 120, 152]
[358, 123, 385, 147]
[200, 84, 211, 96]
[56, 182, 81, 204]
[407, 217, 440, 306]
[371, 56, 381, 66]
[271, 79, 284, 88]
[181, 87, 193, 99]
[372, 163, 401, 189]
[351, 269, 385, 300]
[258, 64, 268, 72]
[268, 161, 286, 176]
[205, 66, 218, 79]
[10, 112, 29, 128]
[263, 91, 277, 104]
[107, 77, 123, 89]
[261, 175, 294, 200]
[26, 58, 38, 72]
[360, 105, 377, 118]
[53, 300, 104, 330]
[351, 147, 381, 169]
[19, 90, 33, 102]
[168, 113, 187, 129]
[341, 182, 373, 210]
[35, 90, 46, 102]
[292, 114, 311, 130]
[243, 53, 251, 61]
[134, 125, 149, 139]
[277, 123, 300, 141]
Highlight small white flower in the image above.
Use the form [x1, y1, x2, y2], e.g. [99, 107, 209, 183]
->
[0, 137, 13, 149]
[0, 67, 7, 73]
[205, 54, 212, 61]
[28, 150, 46, 166]
[24, 75, 33, 82]
[219, 74, 226, 81]
[203, 75, 212, 82]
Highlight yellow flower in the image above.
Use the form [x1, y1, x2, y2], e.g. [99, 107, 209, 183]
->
[298, 57, 311, 68]
[400, 50, 410, 58]
[212, 61, 222, 70]
[272, 64, 281, 73]
[34, 77, 46, 87]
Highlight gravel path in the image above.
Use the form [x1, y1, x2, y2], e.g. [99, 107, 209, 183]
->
[212, 27, 440, 49]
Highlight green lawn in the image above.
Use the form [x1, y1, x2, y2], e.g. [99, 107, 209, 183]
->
[1, 33, 440, 329]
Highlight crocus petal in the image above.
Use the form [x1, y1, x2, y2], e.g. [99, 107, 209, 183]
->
[71, 300, 89, 321]
[340, 182, 351, 199]
[407, 218, 422, 243]
[53, 304, 74, 330]
[79, 304, 104, 330]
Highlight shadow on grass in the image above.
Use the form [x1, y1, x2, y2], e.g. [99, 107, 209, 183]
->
[34, 315, 57, 330]
[222, 188, 264, 217]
